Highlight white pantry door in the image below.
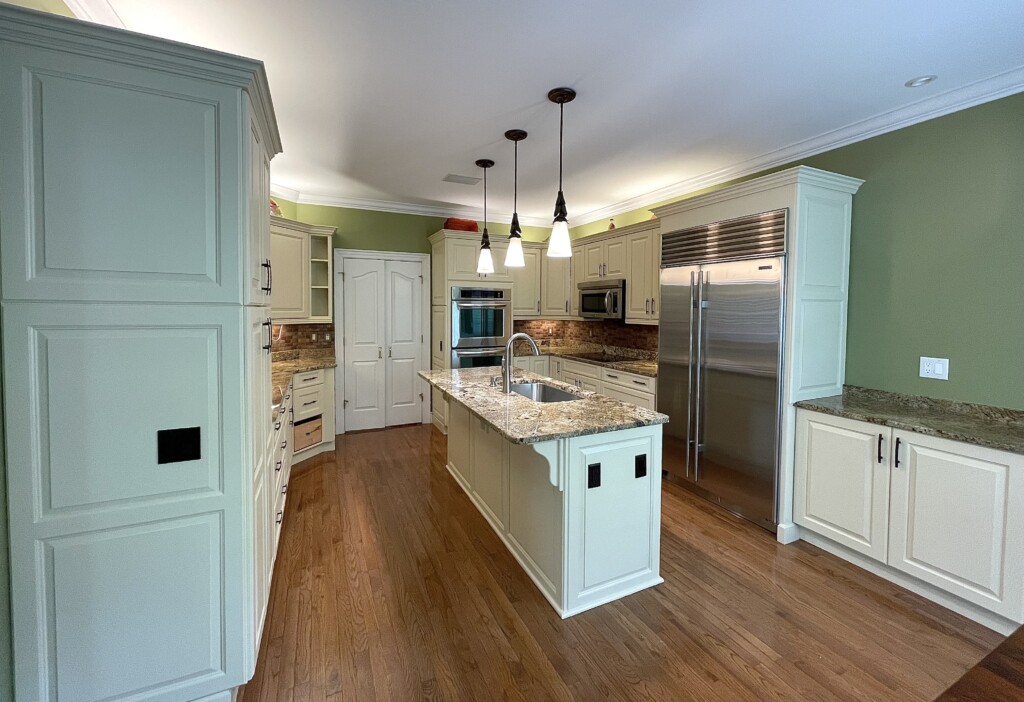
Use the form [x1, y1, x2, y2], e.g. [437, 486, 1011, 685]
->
[385, 261, 423, 426]
[343, 259, 386, 430]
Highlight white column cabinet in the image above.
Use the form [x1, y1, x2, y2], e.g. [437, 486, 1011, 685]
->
[795, 408, 1024, 627]
[0, 8, 282, 701]
[624, 227, 659, 324]
[510, 246, 542, 318]
[270, 216, 336, 324]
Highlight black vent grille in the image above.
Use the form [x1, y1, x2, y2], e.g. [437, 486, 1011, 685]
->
[661, 208, 787, 266]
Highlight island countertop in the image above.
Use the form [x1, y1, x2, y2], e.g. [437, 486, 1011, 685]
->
[420, 367, 668, 445]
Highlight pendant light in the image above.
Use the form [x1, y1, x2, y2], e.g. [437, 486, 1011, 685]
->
[475, 158, 495, 275]
[547, 87, 576, 258]
[504, 129, 527, 268]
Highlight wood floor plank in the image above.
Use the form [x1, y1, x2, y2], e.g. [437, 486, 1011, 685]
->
[238, 424, 1003, 702]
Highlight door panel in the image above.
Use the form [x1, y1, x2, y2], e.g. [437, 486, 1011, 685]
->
[888, 432, 1024, 619]
[697, 258, 782, 528]
[344, 259, 386, 430]
[269, 225, 310, 319]
[657, 265, 698, 483]
[584, 242, 604, 280]
[541, 254, 572, 317]
[625, 232, 652, 321]
[385, 261, 423, 426]
[510, 247, 541, 317]
[794, 411, 890, 560]
[604, 238, 627, 278]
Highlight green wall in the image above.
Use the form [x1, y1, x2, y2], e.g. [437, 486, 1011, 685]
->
[571, 92, 1024, 410]
[4, 0, 73, 16]
[273, 199, 551, 253]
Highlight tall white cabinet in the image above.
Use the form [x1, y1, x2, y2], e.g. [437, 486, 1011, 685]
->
[0, 7, 280, 701]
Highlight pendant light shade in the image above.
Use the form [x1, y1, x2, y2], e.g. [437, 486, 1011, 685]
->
[547, 87, 576, 258]
[475, 158, 495, 275]
[504, 129, 528, 268]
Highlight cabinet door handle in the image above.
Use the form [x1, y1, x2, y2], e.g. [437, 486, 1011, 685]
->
[537, 300, 540, 313]
[877, 434, 884, 464]
[262, 319, 273, 352]
[651, 298, 655, 315]
[645, 299, 650, 314]
[261, 259, 272, 293]
[565, 300, 568, 313]
[894, 437, 902, 468]
[439, 340, 443, 352]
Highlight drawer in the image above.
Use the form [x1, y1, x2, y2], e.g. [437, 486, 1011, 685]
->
[599, 381, 656, 410]
[561, 359, 600, 379]
[601, 368, 654, 392]
[293, 384, 323, 420]
[293, 368, 324, 389]
[294, 416, 323, 452]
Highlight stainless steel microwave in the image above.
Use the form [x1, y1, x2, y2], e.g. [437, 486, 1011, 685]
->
[578, 279, 625, 320]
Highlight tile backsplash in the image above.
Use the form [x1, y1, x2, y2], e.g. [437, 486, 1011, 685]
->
[513, 319, 659, 354]
[272, 323, 334, 351]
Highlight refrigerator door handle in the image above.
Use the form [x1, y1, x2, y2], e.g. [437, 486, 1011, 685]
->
[693, 269, 706, 479]
[686, 270, 696, 479]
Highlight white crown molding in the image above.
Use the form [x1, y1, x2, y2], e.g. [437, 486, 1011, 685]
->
[64, 0, 125, 27]
[571, 64, 1024, 227]
[268, 187, 553, 229]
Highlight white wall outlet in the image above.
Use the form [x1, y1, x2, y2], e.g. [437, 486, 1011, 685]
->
[310, 333, 317, 341]
[325, 332, 331, 341]
[919, 356, 950, 380]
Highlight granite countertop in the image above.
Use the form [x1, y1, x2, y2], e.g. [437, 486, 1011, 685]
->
[271, 349, 337, 413]
[512, 343, 658, 378]
[795, 386, 1024, 455]
[420, 367, 668, 445]
[548, 351, 658, 378]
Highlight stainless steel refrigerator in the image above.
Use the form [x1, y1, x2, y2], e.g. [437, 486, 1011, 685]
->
[657, 210, 785, 531]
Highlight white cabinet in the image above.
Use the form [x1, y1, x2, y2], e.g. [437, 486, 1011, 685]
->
[442, 234, 512, 283]
[431, 306, 446, 367]
[270, 216, 335, 323]
[513, 355, 550, 377]
[0, 8, 282, 701]
[888, 431, 1024, 621]
[471, 416, 509, 531]
[581, 237, 627, 281]
[794, 412, 890, 561]
[446, 400, 471, 488]
[556, 358, 656, 409]
[541, 253, 573, 318]
[431, 239, 447, 306]
[510, 245, 542, 318]
[794, 409, 1024, 626]
[571, 244, 586, 317]
[625, 227, 659, 324]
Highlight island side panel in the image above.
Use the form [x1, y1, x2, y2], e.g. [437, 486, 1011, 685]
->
[507, 441, 566, 610]
[564, 425, 664, 617]
[446, 400, 472, 491]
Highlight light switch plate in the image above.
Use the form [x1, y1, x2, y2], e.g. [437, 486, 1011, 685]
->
[919, 356, 950, 380]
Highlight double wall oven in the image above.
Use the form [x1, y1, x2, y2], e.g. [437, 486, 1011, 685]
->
[450, 287, 511, 368]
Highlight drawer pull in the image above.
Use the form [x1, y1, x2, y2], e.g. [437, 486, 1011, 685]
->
[282, 484, 288, 494]
[607, 373, 619, 379]
[281, 440, 288, 449]
[302, 400, 317, 406]
[276, 460, 282, 472]
[276, 511, 283, 525]
[274, 421, 281, 430]
[632, 379, 646, 386]
[285, 394, 291, 400]
[302, 375, 317, 381]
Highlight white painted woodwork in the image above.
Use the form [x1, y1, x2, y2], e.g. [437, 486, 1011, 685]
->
[624, 228, 659, 324]
[431, 306, 446, 368]
[540, 253, 573, 318]
[571, 244, 585, 317]
[794, 408, 1024, 628]
[270, 223, 311, 319]
[604, 238, 628, 278]
[3, 303, 248, 701]
[888, 431, 1024, 622]
[430, 239, 447, 306]
[794, 410, 890, 561]
[269, 216, 336, 323]
[446, 401, 471, 490]
[601, 367, 655, 392]
[293, 385, 324, 421]
[510, 246, 542, 318]
[0, 10, 283, 700]
[343, 258, 387, 431]
[385, 260, 424, 426]
[292, 367, 336, 461]
[513, 355, 550, 377]
[598, 381, 656, 410]
[583, 240, 605, 281]
[442, 404, 664, 618]
[470, 417, 509, 532]
[293, 368, 325, 389]
[442, 235, 513, 283]
[652, 166, 864, 536]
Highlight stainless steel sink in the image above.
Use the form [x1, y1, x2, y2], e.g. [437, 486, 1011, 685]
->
[509, 382, 580, 403]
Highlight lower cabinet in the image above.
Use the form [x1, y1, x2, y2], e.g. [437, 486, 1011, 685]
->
[512, 354, 550, 377]
[795, 408, 1024, 626]
[470, 416, 509, 531]
[556, 358, 656, 409]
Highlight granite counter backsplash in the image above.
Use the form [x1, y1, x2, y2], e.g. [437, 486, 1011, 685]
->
[795, 386, 1024, 455]
[420, 367, 667, 445]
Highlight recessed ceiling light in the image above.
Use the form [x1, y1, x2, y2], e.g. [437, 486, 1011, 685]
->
[904, 75, 937, 88]
[443, 173, 481, 185]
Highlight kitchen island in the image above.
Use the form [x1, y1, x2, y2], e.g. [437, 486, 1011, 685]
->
[419, 367, 669, 618]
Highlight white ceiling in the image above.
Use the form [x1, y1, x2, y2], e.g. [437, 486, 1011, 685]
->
[70, 0, 1024, 227]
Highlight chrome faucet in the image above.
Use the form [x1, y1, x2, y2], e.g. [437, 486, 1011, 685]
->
[503, 332, 539, 393]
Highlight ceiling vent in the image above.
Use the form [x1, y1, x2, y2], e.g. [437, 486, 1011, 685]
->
[443, 173, 481, 185]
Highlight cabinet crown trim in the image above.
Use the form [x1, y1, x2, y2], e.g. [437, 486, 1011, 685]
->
[651, 166, 863, 219]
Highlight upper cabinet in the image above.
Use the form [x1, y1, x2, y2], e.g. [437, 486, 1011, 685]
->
[0, 12, 281, 305]
[439, 233, 512, 283]
[269, 216, 335, 323]
[580, 236, 627, 281]
[540, 253, 573, 318]
[570, 221, 660, 324]
[510, 245, 542, 318]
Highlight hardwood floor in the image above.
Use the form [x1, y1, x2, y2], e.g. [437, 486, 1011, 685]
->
[239, 424, 1002, 702]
